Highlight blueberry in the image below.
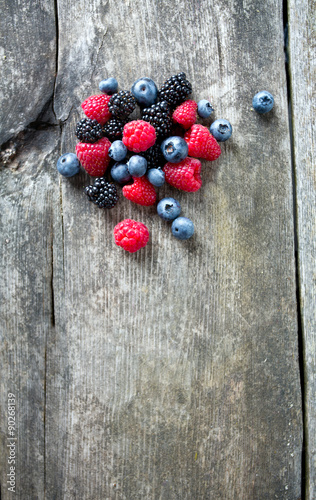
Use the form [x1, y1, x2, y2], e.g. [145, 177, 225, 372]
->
[197, 99, 214, 118]
[99, 77, 118, 95]
[171, 217, 194, 240]
[127, 155, 147, 177]
[157, 197, 181, 221]
[108, 140, 127, 161]
[210, 119, 232, 142]
[57, 153, 80, 177]
[252, 91, 274, 114]
[161, 136, 188, 163]
[111, 162, 132, 184]
[131, 77, 158, 107]
[147, 168, 165, 187]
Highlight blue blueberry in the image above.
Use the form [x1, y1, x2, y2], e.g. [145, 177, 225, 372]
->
[197, 99, 214, 118]
[252, 91, 274, 114]
[98, 77, 118, 95]
[147, 168, 165, 187]
[108, 140, 127, 161]
[157, 198, 181, 221]
[161, 136, 188, 163]
[111, 162, 132, 184]
[57, 153, 80, 177]
[171, 217, 194, 240]
[131, 77, 158, 107]
[127, 155, 147, 177]
[210, 119, 232, 142]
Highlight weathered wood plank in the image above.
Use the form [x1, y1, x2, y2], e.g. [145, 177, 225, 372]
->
[0, 0, 57, 145]
[288, 0, 316, 497]
[0, 0, 303, 498]
[49, 0, 302, 498]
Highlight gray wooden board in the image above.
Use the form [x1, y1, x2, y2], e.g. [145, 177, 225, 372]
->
[288, 0, 316, 497]
[0, 0, 303, 498]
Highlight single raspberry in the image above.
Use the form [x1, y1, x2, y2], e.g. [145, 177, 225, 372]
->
[122, 120, 156, 153]
[163, 157, 202, 192]
[114, 219, 149, 253]
[76, 137, 111, 176]
[172, 100, 198, 129]
[122, 176, 156, 206]
[184, 124, 221, 161]
[81, 94, 112, 125]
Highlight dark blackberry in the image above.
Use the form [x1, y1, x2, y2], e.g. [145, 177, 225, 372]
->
[141, 100, 172, 138]
[108, 90, 136, 120]
[102, 118, 126, 141]
[158, 72, 192, 108]
[75, 118, 103, 143]
[84, 178, 118, 209]
[139, 143, 165, 170]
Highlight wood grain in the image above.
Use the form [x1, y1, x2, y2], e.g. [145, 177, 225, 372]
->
[288, 0, 316, 497]
[0, 0, 303, 498]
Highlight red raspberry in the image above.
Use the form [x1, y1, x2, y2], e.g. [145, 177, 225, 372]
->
[184, 124, 221, 161]
[163, 157, 202, 192]
[122, 176, 156, 206]
[81, 94, 112, 125]
[76, 137, 111, 176]
[122, 120, 156, 153]
[114, 219, 149, 253]
[172, 100, 197, 129]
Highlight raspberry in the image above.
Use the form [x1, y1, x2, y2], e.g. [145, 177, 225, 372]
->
[76, 137, 111, 176]
[81, 94, 112, 125]
[184, 124, 221, 161]
[122, 176, 156, 206]
[163, 157, 202, 192]
[114, 219, 149, 253]
[122, 120, 156, 153]
[172, 100, 197, 129]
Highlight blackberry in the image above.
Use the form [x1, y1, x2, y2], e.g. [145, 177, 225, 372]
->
[75, 118, 103, 143]
[84, 178, 118, 209]
[108, 90, 136, 120]
[158, 72, 192, 108]
[139, 143, 165, 170]
[102, 118, 126, 141]
[141, 100, 172, 138]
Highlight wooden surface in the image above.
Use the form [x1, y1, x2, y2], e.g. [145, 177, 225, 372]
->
[0, 0, 312, 497]
[289, 0, 316, 497]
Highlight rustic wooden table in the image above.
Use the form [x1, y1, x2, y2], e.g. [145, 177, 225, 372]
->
[0, 0, 315, 498]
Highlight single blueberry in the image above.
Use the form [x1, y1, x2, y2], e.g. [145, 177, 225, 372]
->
[108, 140, 127, 161]
[147, 168, 165, 187]
[210, 119, 232, 142]
[111, 162, 132, 184]
[161, 136, 188, 163]
[252, 91, 274, 114]
[197, 99, 214, 118]
[127, 155, 148, 177]
[99, 77, 118, 95]
[57, 153, 80, 177]
[171, 217, 194, 240]
[157, 197, 181, 221]
[131, 77, 158, 107]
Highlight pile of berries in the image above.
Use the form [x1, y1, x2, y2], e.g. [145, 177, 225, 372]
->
[56, 73, 237, 252]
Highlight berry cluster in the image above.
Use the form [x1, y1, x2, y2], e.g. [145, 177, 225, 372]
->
[56, 73, 239, 252]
